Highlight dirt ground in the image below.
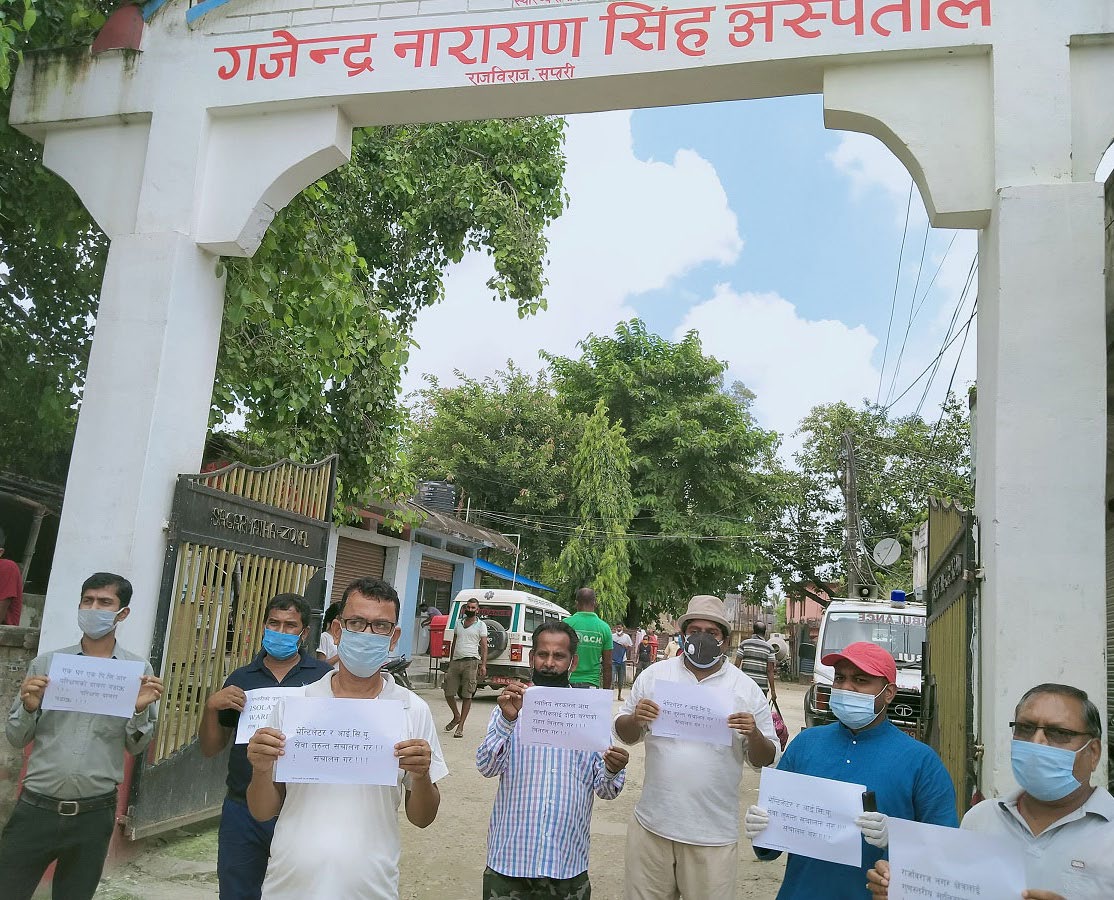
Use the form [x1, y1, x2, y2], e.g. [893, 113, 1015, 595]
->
[88, 680, 806, 900]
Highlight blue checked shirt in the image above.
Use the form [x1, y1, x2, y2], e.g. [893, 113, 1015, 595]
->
[476, 707, 625, 879]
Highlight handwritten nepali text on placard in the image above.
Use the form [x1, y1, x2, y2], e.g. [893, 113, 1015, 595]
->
[518, 685, 613, 752]
[888, 818, 1026, 900]
[235, 686, 306, 744]
[650, 679, 733, 746]
[754, 767, 866, 867]
[274, 696, 405, 785]
[212, 0, 992, 85]
[42, 653, 144, 719]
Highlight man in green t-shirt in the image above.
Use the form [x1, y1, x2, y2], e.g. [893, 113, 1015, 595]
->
[563, 588, 613, 689]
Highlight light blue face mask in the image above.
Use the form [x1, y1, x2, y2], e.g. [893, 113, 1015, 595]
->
[1011, 739, 1093, 802]
[829, 686, 887, 730]
[261, 629, 301, 661]
[337, 630, 392, 678]
[78, 608, 121, 640]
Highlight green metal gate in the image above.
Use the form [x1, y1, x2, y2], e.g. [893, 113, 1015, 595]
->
[922, 499, 977, 817]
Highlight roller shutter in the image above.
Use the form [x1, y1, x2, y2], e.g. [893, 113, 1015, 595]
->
[330, 537, 387, 605]
[420, 556, 454, 584]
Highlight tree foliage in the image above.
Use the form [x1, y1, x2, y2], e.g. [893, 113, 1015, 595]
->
[0, 3, 568, 507]
[555, 400, 634, 622]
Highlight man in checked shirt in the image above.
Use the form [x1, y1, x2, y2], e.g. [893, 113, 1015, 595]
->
[477, 620, 629, 899]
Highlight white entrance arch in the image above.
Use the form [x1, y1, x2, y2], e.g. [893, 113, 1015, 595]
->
[10, 0, 1114, 796]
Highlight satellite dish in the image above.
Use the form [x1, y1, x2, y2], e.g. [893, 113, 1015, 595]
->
[872, 538, 902, 567]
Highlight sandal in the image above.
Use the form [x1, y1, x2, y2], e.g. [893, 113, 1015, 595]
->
[444, 719, 459, 732]
[453, 727, 464, 738]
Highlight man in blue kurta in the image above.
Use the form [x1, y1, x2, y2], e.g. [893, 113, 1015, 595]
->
[745, 641, 957, 899]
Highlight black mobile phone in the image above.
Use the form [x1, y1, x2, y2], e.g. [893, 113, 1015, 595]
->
[862, 790, 877, 813]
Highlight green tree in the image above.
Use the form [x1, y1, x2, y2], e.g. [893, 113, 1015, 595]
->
[1, 4, 568, 506]
[546, 320, 780, 621]
[406, 364, 581, 568]
[555, 401, 635, 623]
[786, 395, 972, 596]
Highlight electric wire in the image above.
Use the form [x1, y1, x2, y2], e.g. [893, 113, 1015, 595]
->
[876, 180, 916, 405]
[915, 255, 978, 416]
[885, 218, 932, 405]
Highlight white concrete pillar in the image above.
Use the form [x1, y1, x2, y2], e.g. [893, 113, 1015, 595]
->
[41, 233, 226, 654]
[975, 182, 1109, 795]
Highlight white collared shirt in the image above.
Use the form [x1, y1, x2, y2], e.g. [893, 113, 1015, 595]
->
[961, 787, 1114, 898]
[615, 655, 778, 846]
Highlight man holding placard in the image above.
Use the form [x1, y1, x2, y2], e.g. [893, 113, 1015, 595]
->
[245, 576, 446, 900]
[744, 641, 956, 899]
[198, 592, 332, 900]
[477, 620, 628, 899]
[867, 683, 1114, 900]
[614, 594, 778, 900]
[1, 572, 163, 900]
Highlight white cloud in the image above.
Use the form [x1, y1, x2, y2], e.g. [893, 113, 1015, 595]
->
[675, 286, 880, 454]
[403, 110, 741, 392]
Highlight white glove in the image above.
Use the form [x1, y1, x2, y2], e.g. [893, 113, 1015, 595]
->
[744, 804, 769, 842]
[855, 811, 889, 849]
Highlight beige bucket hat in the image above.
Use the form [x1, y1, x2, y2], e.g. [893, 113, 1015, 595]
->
[675, 594, 731, 636]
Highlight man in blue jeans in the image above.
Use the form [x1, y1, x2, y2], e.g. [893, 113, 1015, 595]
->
[198, 592, 331, 899]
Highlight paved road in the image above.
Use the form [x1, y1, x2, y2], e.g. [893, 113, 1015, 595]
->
[87, 678, 807, 900]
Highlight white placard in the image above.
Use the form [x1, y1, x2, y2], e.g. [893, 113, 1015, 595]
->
[274, 696, 405, 785]
[41, 653, 144, 718]
[518, 686, 613, 752]
[754, 767, 866, 867]
[888, 818, 1026, 900]
[650, 680, 733, 746]
[235, 687, 307, 744]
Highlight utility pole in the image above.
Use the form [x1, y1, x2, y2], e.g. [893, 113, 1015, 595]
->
[841, 430, 861, 598]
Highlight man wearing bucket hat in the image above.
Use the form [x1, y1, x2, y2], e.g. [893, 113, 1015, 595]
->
[615, 595, 779, 900]
[744, 640, 957, 899]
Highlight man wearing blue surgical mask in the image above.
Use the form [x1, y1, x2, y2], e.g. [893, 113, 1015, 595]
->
[199, 592, 331, 900]
[868, 684, 1113, 900]
[1, 572, 162, 900]
[245, 576, 447, 900]
[745, 641, 957, 898]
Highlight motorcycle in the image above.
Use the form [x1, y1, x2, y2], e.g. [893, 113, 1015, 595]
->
[383, 656, 414, 691]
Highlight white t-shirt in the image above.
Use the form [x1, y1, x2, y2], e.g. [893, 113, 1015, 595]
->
[262, 672, 449, 900]
[451, 618, 488, 660]
[961, 787, 1114, 898]
[613, 631, 633, 649]
[616, 655, 779, 846]
[316, 630, 337, 661]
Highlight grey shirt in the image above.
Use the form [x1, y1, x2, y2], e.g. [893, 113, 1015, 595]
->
[961, 787, 1114, 898]
[6, 642, 157, 799]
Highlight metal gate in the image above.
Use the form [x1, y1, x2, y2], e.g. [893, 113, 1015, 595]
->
[921, 498, 977, 817]
[127, 457, 336, 838]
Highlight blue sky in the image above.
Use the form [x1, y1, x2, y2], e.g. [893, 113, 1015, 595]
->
[406, 99, 980, 457]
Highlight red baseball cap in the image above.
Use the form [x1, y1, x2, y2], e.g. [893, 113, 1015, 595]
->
[821, 642, 897, 683]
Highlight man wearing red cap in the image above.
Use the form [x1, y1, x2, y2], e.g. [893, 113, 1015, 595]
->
[744, 641, 957, 898]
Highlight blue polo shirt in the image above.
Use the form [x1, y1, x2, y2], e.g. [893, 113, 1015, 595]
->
[757, 719, 958, 899]
[217, 650, 332, 797]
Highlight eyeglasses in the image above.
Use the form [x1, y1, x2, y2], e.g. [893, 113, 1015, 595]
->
[1010, 721, 1093, 746]
[339, 617, 396, 635]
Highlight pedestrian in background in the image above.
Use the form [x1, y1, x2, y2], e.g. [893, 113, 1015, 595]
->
[635, 632, 654, 678]
[315, 600, 342, 667]
[0, 527, 23, 626]
[477, 620, 628, 899]
[198, 592, 332, 900]
[563, 587, 613, 689]
[736, 620, 777, 704]
[612, 625, 633, 700]
[0, 572, 163, 900]
[443, 596, 488, 738]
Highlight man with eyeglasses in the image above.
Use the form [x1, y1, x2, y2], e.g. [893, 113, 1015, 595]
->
[744, 641, 957, 899]
[246, 576, 447, 900]
[198, 592, 332, 900]
[867, 683, 1114, 900]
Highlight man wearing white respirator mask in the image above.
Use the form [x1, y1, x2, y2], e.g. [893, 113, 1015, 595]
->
[745, 641, 956, 899]
[246, 576, 447, 900]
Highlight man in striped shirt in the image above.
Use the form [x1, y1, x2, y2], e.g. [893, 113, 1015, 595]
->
[735, 621, 777, 702]
[477, 620, 629, 899]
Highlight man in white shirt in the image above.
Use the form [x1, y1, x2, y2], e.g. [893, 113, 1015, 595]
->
[246, 577, 448, 900]
[612, 626, 633, 700]
[867, 683, 1114, 900]
[614, 595, 779, 900]
[443, 596, 488, 738]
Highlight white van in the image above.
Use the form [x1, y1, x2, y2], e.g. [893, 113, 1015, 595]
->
[445, 589, 571, 688]
[803, 595, 927, 736]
